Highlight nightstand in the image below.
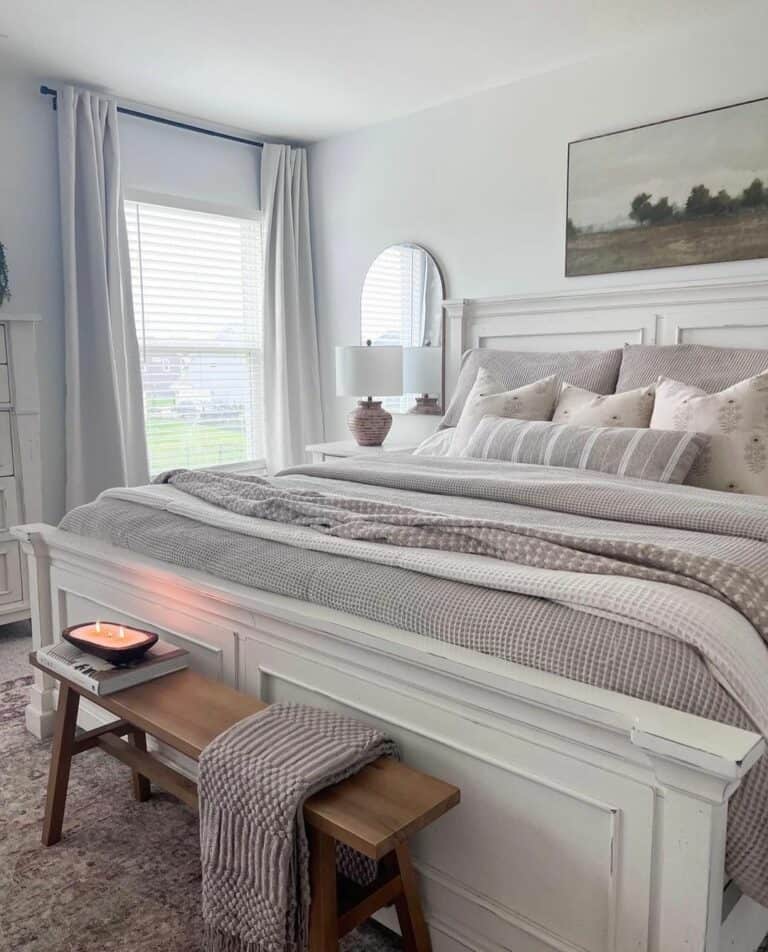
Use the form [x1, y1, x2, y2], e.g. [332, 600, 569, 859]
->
[305, 440, 419, 463]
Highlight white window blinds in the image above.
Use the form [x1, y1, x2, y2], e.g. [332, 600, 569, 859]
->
[360, 245, 427, 348]
[125, 199, 264, 475]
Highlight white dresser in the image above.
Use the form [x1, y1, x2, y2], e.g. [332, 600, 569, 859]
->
[0, 316, 41, 624]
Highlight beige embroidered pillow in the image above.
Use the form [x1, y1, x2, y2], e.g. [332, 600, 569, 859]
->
[553, 384, 655, 428]
[448, 368, 558, 456]
[650, 371, 768, 495]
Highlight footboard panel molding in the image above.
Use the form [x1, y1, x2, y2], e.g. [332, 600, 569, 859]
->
[14, 523, 766, 952]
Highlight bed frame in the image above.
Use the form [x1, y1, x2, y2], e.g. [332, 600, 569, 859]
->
[16, 271, 768, 952]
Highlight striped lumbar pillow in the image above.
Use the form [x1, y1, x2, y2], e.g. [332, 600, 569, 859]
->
[463, 417, 708, 484]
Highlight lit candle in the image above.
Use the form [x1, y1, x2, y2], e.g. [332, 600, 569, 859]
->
[62, 621, 158, 663]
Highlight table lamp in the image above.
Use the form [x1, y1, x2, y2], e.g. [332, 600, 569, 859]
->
[403, 344, 443, 414]
[336, 341, 403, 445]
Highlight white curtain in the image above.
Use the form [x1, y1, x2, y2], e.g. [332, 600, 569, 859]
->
[57, 86, 149, 509]
[261, 144, 324, 472]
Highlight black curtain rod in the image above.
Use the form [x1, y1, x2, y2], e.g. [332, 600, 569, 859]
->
[39, 85, 264, 149]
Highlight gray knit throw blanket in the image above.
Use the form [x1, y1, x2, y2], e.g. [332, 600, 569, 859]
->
[198, 702, 398, 952]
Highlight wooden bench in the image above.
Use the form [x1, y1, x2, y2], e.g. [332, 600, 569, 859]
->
[31, 657, 460, 951]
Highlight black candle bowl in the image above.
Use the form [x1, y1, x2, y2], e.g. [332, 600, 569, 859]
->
[62, 622, 159, 665]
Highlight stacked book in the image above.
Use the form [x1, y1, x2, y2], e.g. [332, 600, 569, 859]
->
[34, 639, 189, 696]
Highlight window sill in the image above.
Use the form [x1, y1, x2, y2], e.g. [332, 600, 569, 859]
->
[203, 458, 267, 475]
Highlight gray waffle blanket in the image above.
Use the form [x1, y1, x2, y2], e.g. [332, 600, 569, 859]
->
[60, 454, 768, 904]
[199, 702, 396, 952]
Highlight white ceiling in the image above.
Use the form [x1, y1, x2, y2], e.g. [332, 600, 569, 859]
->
[0, 0, 747, 141]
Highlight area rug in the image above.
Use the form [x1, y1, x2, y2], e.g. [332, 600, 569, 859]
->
[0, 623, 400, 952]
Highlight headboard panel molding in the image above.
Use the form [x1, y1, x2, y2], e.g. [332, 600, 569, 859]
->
[443, 273, 768, 401]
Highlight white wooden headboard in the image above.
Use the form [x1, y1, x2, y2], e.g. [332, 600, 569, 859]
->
[443, 273, 768, 401]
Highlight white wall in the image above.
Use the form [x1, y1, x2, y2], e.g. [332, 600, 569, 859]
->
[308, 6, 768, 445]
[119, 112, 260, 211]
[0, 70, 65, 522]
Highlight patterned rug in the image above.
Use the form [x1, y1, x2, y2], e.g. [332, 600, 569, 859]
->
[0, 624, 400, 951]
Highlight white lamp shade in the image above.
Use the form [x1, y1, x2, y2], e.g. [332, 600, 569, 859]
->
[336, 345, 403, 397]
[403, 346, 442, 395]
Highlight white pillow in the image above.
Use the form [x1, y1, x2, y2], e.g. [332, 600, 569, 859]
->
[553, 383, 655, 428]
[413, 428, 455, 456]
[448, 367, 558, 457]
[650, 371, 768, 495]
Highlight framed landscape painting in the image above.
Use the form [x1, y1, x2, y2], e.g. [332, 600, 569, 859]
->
[566, 97, 768, 276]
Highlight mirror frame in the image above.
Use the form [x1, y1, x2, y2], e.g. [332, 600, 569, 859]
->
[359, 242, 446, 414]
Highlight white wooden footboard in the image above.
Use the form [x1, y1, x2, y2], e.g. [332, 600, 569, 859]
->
[14, 523, 768, 952]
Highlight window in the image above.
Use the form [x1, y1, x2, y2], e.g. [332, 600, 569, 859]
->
[125, 198, 263, 475]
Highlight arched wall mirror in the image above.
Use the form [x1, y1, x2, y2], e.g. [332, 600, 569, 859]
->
[360, 243, 445, 414]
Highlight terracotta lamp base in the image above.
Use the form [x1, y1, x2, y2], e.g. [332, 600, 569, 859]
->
[409, 394, 441, 415]
[347, 399, 393, 446]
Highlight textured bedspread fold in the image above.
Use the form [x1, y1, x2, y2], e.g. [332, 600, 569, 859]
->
[199, 702, 396, 952]
[155, 465, 768, 647]
[145, 465, 768, 738]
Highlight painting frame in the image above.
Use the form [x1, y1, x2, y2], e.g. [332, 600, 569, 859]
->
[565, 95, 768, 277]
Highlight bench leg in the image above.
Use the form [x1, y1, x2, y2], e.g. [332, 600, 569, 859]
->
[308, 826, 338, 951]
[393, 843, 431, 952]
[129, 730, 152, 802]
[42, 684, 80, 846]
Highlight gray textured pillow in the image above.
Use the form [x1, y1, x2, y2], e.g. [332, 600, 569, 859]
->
[617, 344, 768, 394]
[441, 348, 622, 429]
[463, 416, 708, 484]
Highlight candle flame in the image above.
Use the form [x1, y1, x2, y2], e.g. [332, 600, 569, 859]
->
[95, 620, 101, 633]
[119, 626, 125, 639]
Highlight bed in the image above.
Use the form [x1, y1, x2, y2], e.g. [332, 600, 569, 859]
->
[16, 273, 768, 952]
